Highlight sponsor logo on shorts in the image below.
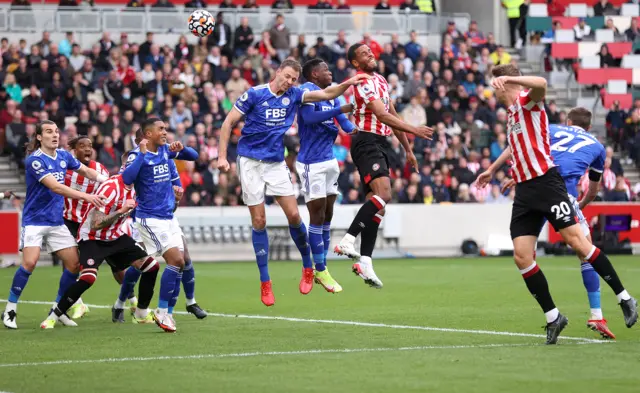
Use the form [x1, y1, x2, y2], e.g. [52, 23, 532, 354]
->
[312, 184, 321, 193]
[160, 233, 169, 242]
[372, 163, 380, 171]
[87, 259, 95, 266]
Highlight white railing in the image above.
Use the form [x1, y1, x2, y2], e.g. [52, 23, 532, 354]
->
[1, 6, 469, 35]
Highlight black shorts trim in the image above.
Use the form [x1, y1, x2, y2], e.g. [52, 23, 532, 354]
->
[64, 218, 81, 239]
[78, 236, 147, 273]
[350, 132, 391, 195]
[510, 167, 579, 239]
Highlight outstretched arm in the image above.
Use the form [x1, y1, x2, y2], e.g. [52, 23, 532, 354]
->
[494, 75, 547, 103]
[303, 74, 370, 103]
[300, 105, 343, 125]
[41, 175, 105, 207]
[76, 164, 108, 183]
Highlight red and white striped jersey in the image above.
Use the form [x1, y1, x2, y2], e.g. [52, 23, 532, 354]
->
[353, 72, 392, 137]
[602, 168, 616, 190]
[78, 175, 136, 241]
[507, 90, 555, 183]
[64, 160, 109, 223]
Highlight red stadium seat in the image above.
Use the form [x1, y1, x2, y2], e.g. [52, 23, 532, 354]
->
[600, 90, 633, 109]
[531, 0, 626, 6]
[551, 42, 633, 59]
[577, 68, 632, 85]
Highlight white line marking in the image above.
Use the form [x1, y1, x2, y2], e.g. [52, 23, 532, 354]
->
[0, 299, 603, 343]
[0, 342, 606, 368]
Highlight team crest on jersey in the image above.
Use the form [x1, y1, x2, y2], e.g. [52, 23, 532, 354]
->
[240, 92, 248, 101]
[31, 160, 41, 170]
[164, 152, 168, 160]
[282, 97, 290, 106]
[60, 161, 67, 169]
[372, 163, 380, 171]
[127, 153, 136, 163]
[87, 259, 95, 266]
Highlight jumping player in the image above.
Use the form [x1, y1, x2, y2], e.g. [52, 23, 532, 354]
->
[481, 107, 630, 339]
[296, 58, 361, 293]
[481, 65, 636, 344]
[40, 166, 159, 329]
[2, 120, 107, 329]
[121, 118, 198, 332]
[334, 43, 433, 288]
[62, 135, 111, 319]
[217, 58, 369, 306]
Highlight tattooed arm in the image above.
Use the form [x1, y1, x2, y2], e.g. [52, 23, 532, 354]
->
[90, 199, 136, 230]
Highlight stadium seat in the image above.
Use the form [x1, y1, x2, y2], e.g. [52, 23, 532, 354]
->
[595, 29, 615, 43]
[567, 3, 588, 17]
[622, 54, 640, 68]
[555, 29, 576, 43]
[608, 79, 629, 94]
[528, 3, 549, 17]
[581, 55, 601, 69]
[621, 3, 640, 16]
[577, 68, 632, 85]
[551, 42, 632, 59]
[601, 90, 633, 109]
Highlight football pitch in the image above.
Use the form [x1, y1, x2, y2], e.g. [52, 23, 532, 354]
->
[0, 256, 639, 393]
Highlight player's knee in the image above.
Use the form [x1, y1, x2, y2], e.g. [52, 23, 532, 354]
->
[513, 248, 533, 270]
[376, 191, 392, 204]
[79, 269, 98, 286]
[167, 256, 185, 269]
[252, 216, 266, 230]
[21, 260, 37, 272]
[286, 211, 301, 226]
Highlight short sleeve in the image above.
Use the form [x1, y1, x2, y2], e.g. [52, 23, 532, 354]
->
[62, 150, 81, 171]
[234, 88, 255, 115]
[292, 86, 306, 106]
[356, 79, 379, 104]
[122, 151, 139, 170]
[518, 90, 543, 109]
[590, 144, 606, 173]
[301, 86, 314, 106]
[26, 156, 53, 182]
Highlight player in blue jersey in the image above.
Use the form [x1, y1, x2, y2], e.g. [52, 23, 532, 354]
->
[479, 107, 638, 336]
[217, 59, 369, 306]
[294, 58, 361, 294]
[113, 130, 207, 324]
[2, 120, 108, 329]
[121, 118, 199, 332]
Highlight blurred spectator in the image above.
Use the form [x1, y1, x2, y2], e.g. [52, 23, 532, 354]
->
[375, 0, 391, 11]
[269, 14, 291, 62]
[465, 20, 486, 49]
[361, 33, 383, 59]
[607, 101, 627, 151]
[405, 31, 421, 63]
[502, 0, 523, 47]
[309, 0, 333, 10]
[21, 85, 44, 118]
[332, 30, 349, 61]
[605, 174, 630, 201]
[272, 0, 293, 10]
[59, 32, 74, 58]
[184, 0, 206, 9]
[219, 0, 235, 8]
[313, 37, 333, 63]
[546, 0, 565, 16]
[399, 0, 419, 12]
[152, 0, 175, 9]
[599, 44, 617, 68]
[626, 18, 640, 41]
[336, 0, 350, 10]
[99, 136, 122, 174]
[574, 18, 592, 41]
[234, 17, 254, 59]
[243, 0, 259, 8]
[593, 0, 616, 16]
[489, 45, 511, 66]
[605, 18, 621, 36]
[401, 96, 427, 127]
[210, 12, 233, 60]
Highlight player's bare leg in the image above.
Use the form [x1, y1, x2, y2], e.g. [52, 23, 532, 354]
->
[153, 247, 184, 332]
[559, 224, 638, 328]
[306, 195, 342, 293]
[248, 202, 275, 306]
[513, 235, 567, 344]
[3, 246, 40, 329]
[276, 195, 314, 295]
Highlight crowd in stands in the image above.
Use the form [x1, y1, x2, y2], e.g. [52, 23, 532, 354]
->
[0, 0, 637, 207]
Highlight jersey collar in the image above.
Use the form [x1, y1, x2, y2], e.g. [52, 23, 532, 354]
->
[37, 148, 57, 160]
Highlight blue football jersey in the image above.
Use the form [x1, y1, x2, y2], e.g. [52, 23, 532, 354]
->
[234, 84, 306, 162]
[125, 144, 180, 220]
[549, 124, 605, 197]
[23, 148, 81, 226]
[297, 82, 342, 165]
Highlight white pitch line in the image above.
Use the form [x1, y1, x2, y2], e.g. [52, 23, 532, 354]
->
[0, 299, 603, 343]
[0, 342, 602, 369]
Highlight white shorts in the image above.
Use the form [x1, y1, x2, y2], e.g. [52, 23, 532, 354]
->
[134, 217, 183, 257]
[20, 225, 77, 253]
[295, 159, 340, 203]
[238, 156, 294, 206]
[568, 194, 590, 236]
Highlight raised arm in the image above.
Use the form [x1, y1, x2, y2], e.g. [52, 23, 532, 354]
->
[303, 74, 370, 103]
[494, 75, 547, 103]
[217, 106, 245, 172]
[169, 143, 198, 161]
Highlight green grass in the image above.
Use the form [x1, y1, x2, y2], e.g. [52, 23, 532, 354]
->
[0, 256, 639, 393]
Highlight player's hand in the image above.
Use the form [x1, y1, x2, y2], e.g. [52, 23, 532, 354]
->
[138, 139, 148, 154]
[169, 141, 184, 152]
[173, 185, 184, 201]
[2, 190, 14, 199]
[118, 199, 137, 214]
[414, 126, 434, 140]
[474, 170, 494, 189]
[340, 103, 355, 114]
[217, 158, 230, 172]
[491, 76, 511, 91]
[406, 151, 419, 172]
[85, 194, 106, 208]
[345, 73, 372, 86]
[501, 178, 516, 194]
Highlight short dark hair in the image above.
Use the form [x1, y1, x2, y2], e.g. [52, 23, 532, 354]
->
[68, 135, 90, 150]
[347, 43, 365, 66]
[278, 59, 302, 74]
[567, 107, 592, 130]
[138, 117, 161, 141]
[302, 58, 325, 81]
[491, 64, 521, 78]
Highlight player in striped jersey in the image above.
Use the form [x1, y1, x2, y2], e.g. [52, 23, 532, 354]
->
[480, 64, 637, 344]
[334, 43, 433, 289]
[40, 173, 159, 329]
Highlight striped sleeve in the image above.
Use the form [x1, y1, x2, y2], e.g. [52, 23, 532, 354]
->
[96, 181, 118, 214]
[356, 79, 379, 103]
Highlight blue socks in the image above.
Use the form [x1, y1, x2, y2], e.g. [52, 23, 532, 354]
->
[158, 265, 180, 310]
[289, 222, 312, 269]
[581, 262, 601, 313]
[119, 266, 141, 303]
[252, 227, 270, 282]
[56, 269, 79, 303]
[168, 272, 182, 314]
[182, 259, 196, 301]
[309, 224, 326, 272]
[8, 266, 31, 303]
[322, 222, 331, 263]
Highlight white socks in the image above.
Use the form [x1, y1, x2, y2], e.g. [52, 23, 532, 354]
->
[616, 290, 631, 302]
[545, 308, 559, 324]
[186, 298, 197, 306]
[114, 299, 126, 310]
[590, 309, 603, 320]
